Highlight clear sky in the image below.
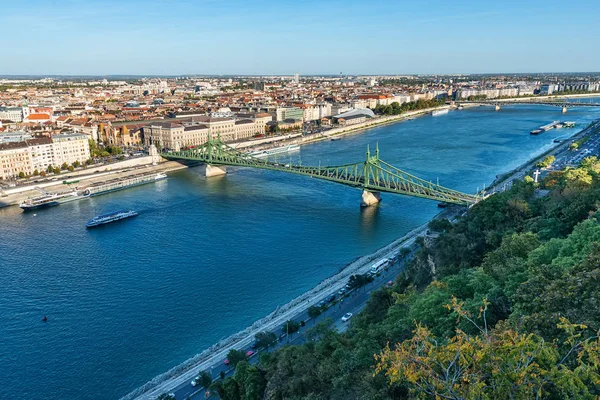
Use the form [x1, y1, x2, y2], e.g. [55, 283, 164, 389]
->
[1, 0, 598, 76]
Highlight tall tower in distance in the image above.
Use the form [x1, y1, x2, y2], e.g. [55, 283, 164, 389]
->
[294, 73, 299, 84]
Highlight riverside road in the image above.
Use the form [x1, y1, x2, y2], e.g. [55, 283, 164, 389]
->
[173, 250, 416, 400]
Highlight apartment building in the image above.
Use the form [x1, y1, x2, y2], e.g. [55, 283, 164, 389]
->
[0, 142, 32, 179]
[0, 133, 89, 179]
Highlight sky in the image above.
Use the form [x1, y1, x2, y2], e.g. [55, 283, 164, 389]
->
[0, 0, 599, 76]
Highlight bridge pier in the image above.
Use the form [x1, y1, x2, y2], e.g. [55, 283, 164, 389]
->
[495, 104, 501, 111]
[562, 106, 568, 113]
[205, 164, 227, 177]
[360, 190, 381, 207]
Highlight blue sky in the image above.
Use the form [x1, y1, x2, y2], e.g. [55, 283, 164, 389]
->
[0, 0, 598, 75]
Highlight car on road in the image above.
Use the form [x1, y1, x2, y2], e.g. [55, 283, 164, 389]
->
[342, 313, 353, 322]
[317, 300, 326, 308]
[337, 288, 347, 296]
[224, 358, 230, 365]
[325, 294, 335, 302]
[191, 377, 200, 387]
[246, 350, 255, 357]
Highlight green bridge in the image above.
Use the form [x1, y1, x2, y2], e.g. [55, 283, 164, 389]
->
[161, 138, 483, 207]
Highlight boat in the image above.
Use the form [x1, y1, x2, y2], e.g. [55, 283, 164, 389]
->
[457, 105, 464, 110]
[330, 137, 342, 141]
[19, 189, 83, 211]
[81, 173, 167, 197]
[530, 129, 544, 135]
[247, 144, 300, 158]
[431, 109, 449, 116]
[86, 210, 138, 228]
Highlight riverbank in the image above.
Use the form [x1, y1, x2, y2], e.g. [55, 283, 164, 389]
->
[0, 160, 186, 208]
[248, 105, 452, 152]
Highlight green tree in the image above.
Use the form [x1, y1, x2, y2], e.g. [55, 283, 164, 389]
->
[254, 331, 277, 350]
[307, 305, 322, 320]
[18, 171, 25, 179]
[536, 155, 556, 168]
[226, 349, 247, 368]
[72, 160, 81, 168]
[198, 370, 212, 388]
[53, 167, 61, 175]
[283, 320, 300, 335]
[61, 162, 68, 170]
[33, 169, 39, 176]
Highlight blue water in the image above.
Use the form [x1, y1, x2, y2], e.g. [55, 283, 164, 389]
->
[1, 103, 599, 399]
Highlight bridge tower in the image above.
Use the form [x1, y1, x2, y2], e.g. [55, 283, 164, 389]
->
[204, 132, 228, 177]
[360, 144, 382, 207]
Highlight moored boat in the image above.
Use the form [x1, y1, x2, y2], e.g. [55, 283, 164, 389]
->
[247, 144, 300, 158]
[431, 109, 449, 116]
[20, 189, 82, 211]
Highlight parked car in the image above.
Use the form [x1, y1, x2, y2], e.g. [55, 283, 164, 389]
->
[341, 313, 353, 322]
[325, 294, 335, 303]
[191, 377, 200, 387]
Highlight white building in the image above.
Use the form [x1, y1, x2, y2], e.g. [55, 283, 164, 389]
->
[0, 107, 24, 122]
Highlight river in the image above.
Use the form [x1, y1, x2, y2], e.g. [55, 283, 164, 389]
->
[1, 103, 599, 399]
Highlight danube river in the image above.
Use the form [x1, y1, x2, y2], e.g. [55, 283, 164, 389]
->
[1, 104, 599, 399]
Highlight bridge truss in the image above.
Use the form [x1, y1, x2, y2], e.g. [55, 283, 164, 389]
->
[161, 138, 482, 206]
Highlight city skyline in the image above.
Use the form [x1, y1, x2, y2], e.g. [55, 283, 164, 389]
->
[1, 0, 599, 76]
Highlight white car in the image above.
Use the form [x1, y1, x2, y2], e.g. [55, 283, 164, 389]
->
[191, 377, 199, 387]
[341, 312, 353, 322]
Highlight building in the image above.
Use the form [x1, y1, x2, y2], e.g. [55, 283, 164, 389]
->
[276, 107, 303, 122]
[144, 115, 267, 150]
[0, 133, 90, 179]
[49, 133, 91, 168]
[0, 107, 24, 122]
[337, 115, 367, 126]
[0, 142, 32, 179]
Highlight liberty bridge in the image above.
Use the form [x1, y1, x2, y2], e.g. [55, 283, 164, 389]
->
[161, 137, 483, 207]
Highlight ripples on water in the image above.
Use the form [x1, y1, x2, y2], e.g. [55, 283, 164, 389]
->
[0, 104, 599, 399]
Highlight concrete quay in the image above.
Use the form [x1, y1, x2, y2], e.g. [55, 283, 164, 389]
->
[0, 159, 186, 208]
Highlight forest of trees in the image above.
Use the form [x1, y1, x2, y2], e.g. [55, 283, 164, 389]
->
[205, 157, 600, 400]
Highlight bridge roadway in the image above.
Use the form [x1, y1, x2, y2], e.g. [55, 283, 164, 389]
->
[161, 138, 481, 207]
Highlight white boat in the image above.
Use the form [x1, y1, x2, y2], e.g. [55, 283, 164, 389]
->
[155, 172, 167, 180]
[431, 109, 449, 116]
[86, 210, 138, 228]
[247, 144, 300, 158]
[19, 189, 83, 211]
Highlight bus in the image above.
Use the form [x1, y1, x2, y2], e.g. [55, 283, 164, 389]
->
[369, 258, 391, 274]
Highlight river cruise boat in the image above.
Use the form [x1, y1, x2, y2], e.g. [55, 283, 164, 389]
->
[19, 189, 83, 211]
[86, 210, 138, 228]
[431, 109, 449, 116]
[81, 173, 167, 197]
[247, 144, 300, 158]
